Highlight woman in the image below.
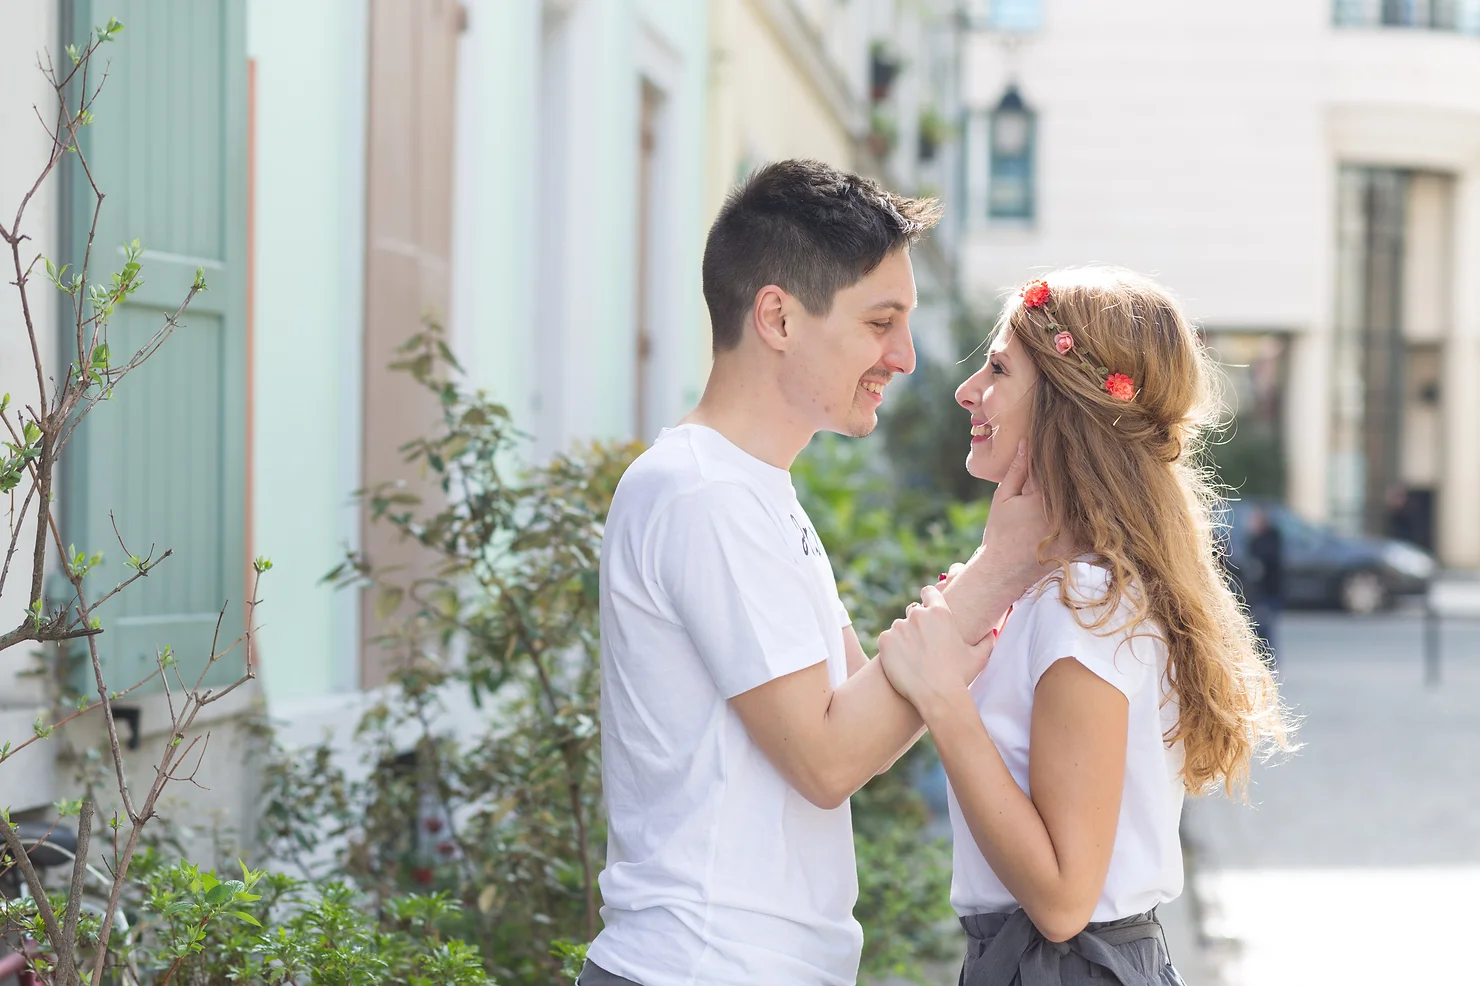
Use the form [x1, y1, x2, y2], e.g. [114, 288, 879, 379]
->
[877, 268, 1290, 985]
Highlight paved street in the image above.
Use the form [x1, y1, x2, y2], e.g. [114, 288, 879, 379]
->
[1179, 609, 1480, 985]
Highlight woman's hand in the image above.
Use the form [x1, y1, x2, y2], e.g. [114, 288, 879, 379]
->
[877, 585, 994, 710]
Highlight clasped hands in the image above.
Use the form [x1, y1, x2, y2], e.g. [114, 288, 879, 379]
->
[876, 584, 993, 711]
[877, 440, 1054, 711]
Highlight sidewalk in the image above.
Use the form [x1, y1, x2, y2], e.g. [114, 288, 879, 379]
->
[1179, 611, 1480, 984]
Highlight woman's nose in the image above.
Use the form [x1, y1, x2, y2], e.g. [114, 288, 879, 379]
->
[956, 373, 981, 411]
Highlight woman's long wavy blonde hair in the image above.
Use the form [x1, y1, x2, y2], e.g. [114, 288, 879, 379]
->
[999, 266, 1292, 797]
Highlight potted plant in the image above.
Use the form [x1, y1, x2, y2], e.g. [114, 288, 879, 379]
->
[869, 40, 902, 102]
[867, 110, 899, 158]
[917, 105, 951, 162]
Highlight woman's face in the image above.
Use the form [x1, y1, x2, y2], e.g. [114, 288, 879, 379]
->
[956, 330, 1040, 482]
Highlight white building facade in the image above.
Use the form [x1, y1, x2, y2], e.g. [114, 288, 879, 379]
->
[960, 0, 1480, 569]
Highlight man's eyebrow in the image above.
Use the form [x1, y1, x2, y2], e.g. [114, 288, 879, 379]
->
[863, 299, 915, 313]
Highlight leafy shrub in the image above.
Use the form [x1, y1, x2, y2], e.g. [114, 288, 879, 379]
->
[257, 326, 990, 985]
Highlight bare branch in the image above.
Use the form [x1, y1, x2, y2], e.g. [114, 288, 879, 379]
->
[0, 474, 39, 601]
[0, 668, 160, 767]
[55, 289, 203, 457]
[0, 815, 72, 983]
[59, 801, 95, 986]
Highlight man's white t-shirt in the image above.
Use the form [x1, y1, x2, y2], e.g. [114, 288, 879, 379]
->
[588, 424, 861, 986]
[948, 561, 1186, 922]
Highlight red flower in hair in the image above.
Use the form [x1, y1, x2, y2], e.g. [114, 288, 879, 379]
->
[1020, 279, 1051, 308]
[1105, 372, 1136, 402]
[1053, 332, 1074, 355]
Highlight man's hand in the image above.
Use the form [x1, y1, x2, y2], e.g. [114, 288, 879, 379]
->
[939, 441, 1057, 644]
[981, 440, 1055, 586]
[877, 585, 994, 709]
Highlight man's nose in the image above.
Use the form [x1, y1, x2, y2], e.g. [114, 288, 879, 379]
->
[887, 322, 917, 376]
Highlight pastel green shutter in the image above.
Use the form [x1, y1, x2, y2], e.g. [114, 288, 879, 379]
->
[61, 1, 249, 693]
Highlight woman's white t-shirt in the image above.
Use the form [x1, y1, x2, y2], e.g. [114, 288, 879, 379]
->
[947, 561, 1186, 922]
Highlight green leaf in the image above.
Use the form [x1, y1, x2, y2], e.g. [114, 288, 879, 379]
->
[53, 798, 83, 817]
[224, 910, 261, 926]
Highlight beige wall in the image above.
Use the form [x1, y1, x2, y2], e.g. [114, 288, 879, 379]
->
[706, 0, 855, 221]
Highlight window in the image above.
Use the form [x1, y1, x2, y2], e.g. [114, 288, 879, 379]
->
[988, 87, 1035, 221]
[966, 0, 1043, 33]
[1334, 0, 1480, 31]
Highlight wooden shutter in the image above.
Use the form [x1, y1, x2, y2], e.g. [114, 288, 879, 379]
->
[361, 0, 461, 687]
[61, 0, 249, 693]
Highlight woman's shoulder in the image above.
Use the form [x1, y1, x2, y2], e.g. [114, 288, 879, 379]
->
[1017, 559, 1164, 681]
[1023, 558, 1119, 612]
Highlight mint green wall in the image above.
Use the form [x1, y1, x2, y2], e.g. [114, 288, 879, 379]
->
[452, 0, 539, 430]
[246, 0, 709, 705]
[246, 0, 366, 704]
[453, 0, 710, 445]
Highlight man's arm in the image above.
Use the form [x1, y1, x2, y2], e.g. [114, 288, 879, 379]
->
[730, 645, 940, 810]
[842, 624, 927, 774]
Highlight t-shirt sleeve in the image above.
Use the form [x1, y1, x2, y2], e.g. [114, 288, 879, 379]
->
[653, 484, 833, 699]
[1026, 563, 1157, 700]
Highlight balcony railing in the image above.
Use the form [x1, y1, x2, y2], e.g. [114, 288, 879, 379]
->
[1334, 0, 1480, 32]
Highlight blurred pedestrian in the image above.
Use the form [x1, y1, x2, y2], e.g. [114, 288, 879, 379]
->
[1385, 483, 1428, 549]
[1245, 507, 1285, 668]
[876, 269, 1292, 985]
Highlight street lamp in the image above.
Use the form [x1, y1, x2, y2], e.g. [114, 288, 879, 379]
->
[991, 86, 1032, 158]
[988, 85, 1035, 220]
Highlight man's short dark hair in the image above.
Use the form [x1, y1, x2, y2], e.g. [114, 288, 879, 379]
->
[702, 159, 941, 352]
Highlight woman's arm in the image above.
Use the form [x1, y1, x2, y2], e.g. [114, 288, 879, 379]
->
[924, 658, 1126, 940]
[877, 589, 1128, 942]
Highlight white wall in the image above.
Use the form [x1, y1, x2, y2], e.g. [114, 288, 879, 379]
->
[961, 0, 1480, 565]
[455, 0, 709, 452]
[0, 0, 61, 812]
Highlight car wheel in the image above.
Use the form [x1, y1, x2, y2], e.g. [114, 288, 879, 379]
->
[1339, 570, 1388, 615]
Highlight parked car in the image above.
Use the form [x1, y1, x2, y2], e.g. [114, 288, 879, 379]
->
[1221, 498, 1436, 614]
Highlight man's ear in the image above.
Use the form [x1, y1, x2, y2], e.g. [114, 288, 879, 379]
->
[752, 285, 792, 353]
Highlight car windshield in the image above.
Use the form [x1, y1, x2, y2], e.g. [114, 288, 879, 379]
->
[1270, 506, 1323, 551]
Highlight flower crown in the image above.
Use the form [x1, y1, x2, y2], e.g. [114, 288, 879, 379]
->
[1019, 279, 1136, 402]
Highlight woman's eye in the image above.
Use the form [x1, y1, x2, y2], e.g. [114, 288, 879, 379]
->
[989, 360, 1005, 375]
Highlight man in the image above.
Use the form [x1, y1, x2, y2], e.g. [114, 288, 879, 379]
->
[581, 160, 1048, 986]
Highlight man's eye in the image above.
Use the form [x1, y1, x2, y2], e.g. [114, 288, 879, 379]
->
[871, 320, 892, 330]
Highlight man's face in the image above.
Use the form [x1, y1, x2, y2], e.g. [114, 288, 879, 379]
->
[779, 249, 918, 438]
